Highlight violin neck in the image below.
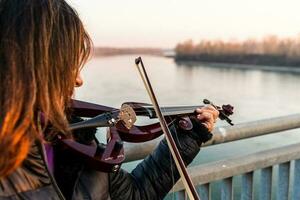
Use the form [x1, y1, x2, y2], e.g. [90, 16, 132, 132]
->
[142, 105, 203, 118]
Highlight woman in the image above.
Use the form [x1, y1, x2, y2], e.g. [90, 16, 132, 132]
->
[0, 0, 219, 199]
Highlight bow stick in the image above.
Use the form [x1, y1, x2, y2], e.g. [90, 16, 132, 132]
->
[135, 57, 200, 200]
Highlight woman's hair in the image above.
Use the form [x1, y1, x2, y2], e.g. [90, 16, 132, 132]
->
[0, 0, 92, 177]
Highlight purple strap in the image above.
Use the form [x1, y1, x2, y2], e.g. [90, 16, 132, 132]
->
[39, 112, 55, 174]
[44, 143, 54, 175]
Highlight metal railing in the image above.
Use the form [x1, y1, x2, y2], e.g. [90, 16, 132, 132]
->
[172, 143, 300, 200]
[123, 114, 300, 200]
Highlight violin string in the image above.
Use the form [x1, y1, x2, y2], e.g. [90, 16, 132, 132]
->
[89, 104, 200, 122]
[74, 104, 201, 132]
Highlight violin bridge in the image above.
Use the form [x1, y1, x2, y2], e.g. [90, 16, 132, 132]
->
[118, 104, 137, 129]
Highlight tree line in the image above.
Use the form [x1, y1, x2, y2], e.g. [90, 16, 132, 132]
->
[175, 35, 300, 66]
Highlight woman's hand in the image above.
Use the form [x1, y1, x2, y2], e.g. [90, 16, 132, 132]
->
[195, 105, 219, 132]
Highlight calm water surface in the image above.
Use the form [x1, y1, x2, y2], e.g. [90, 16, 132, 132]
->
[75, 55, 300, 169]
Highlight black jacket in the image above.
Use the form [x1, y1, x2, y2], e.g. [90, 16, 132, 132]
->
[0, 119, 211, 200]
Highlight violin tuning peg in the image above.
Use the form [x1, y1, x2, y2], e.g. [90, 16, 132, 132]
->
[203, 99, 211, 104]
[203, 99, 218, 108]
[222, 104, 234, 116]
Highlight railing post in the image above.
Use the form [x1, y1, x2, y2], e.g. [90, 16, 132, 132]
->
[175, 190, 186, 200]
[259, 167, 272, 200]
[197, 184, 210, 200]
[221, 177, 233, 200]
[277, 162, 290, 200]
[241, 172, 253, 200]
[292, 159, 300, 200]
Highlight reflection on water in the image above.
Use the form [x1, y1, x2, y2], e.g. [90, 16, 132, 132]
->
[75, 55, 300, 198]
[76, 55, 300, 123]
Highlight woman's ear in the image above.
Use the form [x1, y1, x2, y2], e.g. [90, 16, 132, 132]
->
[75, 73, 83, 87]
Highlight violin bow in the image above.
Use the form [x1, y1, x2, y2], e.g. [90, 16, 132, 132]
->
[135, 57, 200, 200]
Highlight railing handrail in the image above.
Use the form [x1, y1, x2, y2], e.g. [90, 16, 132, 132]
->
[124, 113, 300, 162]
[171, 142, 300, 192]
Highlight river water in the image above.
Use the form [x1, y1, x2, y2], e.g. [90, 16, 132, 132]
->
[75, 55, 300, 198]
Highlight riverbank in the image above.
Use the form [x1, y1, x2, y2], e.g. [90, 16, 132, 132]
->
[175, 59, 300, 73]
[94, 47, 164, 57]
[175, 54, 300, 67]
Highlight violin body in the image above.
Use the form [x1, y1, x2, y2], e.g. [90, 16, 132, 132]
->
[55, 99, 233, 173]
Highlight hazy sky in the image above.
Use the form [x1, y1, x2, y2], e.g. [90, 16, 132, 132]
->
[68, 0, 300, 48]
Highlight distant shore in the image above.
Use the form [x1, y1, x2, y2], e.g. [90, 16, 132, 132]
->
[175, 35, 300, 67]
[175, 60, 300, 74]
[175, 54, 300, 67]
[94, 47, 164, 57]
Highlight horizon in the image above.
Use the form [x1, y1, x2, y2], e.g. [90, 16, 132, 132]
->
[68, 0, 300, 48]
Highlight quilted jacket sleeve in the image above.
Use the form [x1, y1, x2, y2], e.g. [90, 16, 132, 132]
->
[109, 120, 212, 200]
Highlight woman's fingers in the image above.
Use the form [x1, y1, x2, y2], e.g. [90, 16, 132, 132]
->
[197, 112, 214, 131]
[195, 105, 219, 132]
[196, 105, 219, 121]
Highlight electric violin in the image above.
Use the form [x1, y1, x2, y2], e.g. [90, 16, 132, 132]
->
[58, 98, 233, 172]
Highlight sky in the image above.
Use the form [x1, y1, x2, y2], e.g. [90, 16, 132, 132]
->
[68, 0, 300, 48]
